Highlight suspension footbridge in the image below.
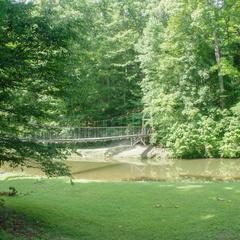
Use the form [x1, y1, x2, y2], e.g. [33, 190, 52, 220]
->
[30, 108, 152, 145]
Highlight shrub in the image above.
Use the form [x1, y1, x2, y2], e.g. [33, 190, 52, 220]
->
[165, 117, 224, 158]
[220, 117, 240, 158]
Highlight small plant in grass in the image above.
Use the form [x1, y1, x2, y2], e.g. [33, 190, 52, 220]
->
[0, 186, 18, 197]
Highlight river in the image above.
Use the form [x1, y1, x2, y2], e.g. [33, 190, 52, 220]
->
[1, 158, 240, 182]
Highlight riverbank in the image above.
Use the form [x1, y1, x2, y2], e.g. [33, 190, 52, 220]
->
[0, 141, 170, 180]
[1, 141, 240, 182]
[70, 140, 170, 163]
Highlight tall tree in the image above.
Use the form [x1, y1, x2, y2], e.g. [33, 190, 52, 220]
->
[137, 0, 240, 151]
[190, 0, 240, 108]
[80, 0, 149, 120]
[70, 0, 150, 120]
[31, 0, 97, 125]
[32, 0, 149, 122]
[0, 0, 82, 175]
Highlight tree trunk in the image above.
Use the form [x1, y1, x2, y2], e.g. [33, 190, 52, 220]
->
[214, 30, 225, 108]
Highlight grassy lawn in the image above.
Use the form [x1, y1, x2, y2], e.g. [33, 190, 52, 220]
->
[1, 177, 240, 240]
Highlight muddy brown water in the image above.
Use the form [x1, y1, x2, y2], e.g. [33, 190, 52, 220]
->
[1, 158, 240, 182]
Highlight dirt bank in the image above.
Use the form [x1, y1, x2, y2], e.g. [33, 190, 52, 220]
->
[69, 140, 170, 163]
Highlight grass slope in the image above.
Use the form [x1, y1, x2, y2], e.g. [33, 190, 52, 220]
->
[1, 178, 240, 240]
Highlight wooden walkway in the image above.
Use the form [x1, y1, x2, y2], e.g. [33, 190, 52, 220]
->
[37, 134, 149, 143]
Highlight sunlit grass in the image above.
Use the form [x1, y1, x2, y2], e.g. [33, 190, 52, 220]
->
[1, 177, 240, 239]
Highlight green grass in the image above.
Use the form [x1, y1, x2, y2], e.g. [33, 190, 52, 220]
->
[1, 177, 240, 239]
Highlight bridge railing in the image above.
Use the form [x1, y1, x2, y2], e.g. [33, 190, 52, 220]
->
[31, 126, 151, 141]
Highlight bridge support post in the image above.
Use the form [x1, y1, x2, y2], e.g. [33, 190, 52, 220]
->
[131, 137, 146, 146]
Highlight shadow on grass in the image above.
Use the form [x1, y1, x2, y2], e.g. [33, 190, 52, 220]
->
[1, 178, 240, 240]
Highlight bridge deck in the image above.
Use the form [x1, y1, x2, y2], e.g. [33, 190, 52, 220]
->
[37, 133, 150, 143]
[32, 126, 151, 144]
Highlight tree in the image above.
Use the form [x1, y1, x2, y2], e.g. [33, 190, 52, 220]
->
[0, 0, 82, 176]
[137, 0, 240, 157]
[31, 0, 147, 122]
[60, 0, 149, 120]
[190, 0, 240, 108]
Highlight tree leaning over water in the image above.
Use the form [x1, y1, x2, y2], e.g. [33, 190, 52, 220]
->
[0, 0, 88, 176]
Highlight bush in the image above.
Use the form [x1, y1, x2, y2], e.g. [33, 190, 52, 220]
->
[220, 117, 240, 157]
[164, 116, 227, 158]
[166, 123, 204, 158]
[162, 115, 240, 158]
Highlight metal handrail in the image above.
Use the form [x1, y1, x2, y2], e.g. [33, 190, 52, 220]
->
[31, 126, 151, 142]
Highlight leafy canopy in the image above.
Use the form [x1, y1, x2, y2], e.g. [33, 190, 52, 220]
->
[0, 0, 83, 176]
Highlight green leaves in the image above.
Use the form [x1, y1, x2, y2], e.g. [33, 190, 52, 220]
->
[1, 0, 239, 163]
[211, 58, 240, 78]
[164, 115, 240, 159]
[219, 117, 240, 158]
[0, 0, 82, 176]
[136, 0, 240, 158]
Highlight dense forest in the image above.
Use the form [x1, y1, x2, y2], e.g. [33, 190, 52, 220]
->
[0, 0, 239, 175]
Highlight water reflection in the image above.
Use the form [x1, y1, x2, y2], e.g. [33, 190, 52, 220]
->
[1, 158, 240, 182]
[69, 158, 240, 182]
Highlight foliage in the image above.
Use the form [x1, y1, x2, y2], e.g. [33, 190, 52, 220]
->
[1, 0, 240, 164]
[220, 117, 240, 158]
[231, 103, 240, 116]
[59, 0, 147, 120]
[165, 117, 220, 158]
[137, 0, 240, 158]
[0, 0, 79, 176]
[163, 115, 240, 159]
